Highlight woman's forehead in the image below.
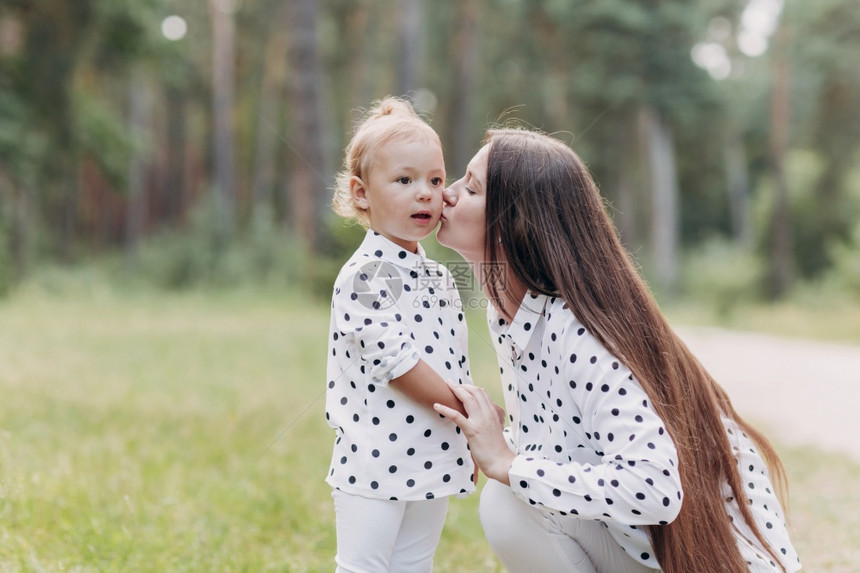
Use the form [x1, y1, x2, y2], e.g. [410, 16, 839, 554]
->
[466, 145, 490, 187]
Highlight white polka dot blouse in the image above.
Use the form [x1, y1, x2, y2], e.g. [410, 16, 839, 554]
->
[325, 231, 475, 501]
[489, 293, 800, 572]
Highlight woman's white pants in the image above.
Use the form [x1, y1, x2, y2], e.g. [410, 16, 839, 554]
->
[332, 489, 449, 573]
[479, 479, 656, 573]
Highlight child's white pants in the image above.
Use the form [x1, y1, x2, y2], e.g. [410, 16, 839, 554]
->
[479, 479, 655, 573]
[332, 489, 449, 573]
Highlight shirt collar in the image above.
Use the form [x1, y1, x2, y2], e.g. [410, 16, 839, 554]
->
[359, 230, 428, 272]
[489, 291, 549, 361]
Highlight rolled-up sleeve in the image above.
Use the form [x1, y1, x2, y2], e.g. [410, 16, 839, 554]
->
[332, 273, 420, 385]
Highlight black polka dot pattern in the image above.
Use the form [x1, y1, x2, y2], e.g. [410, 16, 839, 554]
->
[488, 293, 800, 571]
[720, 418, 801, 570]
[325, 231, 475, 501]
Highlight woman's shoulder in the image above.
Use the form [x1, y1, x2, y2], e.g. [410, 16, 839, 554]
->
[544, 297, 598, 345]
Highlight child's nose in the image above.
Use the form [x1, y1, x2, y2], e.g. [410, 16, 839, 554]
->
[417, 183, 432, 200]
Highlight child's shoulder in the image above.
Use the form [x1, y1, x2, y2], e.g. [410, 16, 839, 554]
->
[332, 248, 369, 285]
[332, 244, 410, 293]
[419, 252, 446, 272]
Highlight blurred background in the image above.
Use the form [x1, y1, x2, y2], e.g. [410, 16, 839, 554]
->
[1, 0, 859, 306]
[2, 2, 860, 570]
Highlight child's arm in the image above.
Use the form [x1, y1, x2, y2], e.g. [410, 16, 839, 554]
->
[390, 359, 467, 417]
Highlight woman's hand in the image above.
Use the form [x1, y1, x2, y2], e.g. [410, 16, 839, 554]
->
[435, 384, 516, 485]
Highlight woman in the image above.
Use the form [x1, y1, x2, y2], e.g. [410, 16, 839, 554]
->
[434, 128, 801, 572]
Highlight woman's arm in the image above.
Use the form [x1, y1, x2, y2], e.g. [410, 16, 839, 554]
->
[504, 351, 684, 526]
[440, 364, 683, 526]
[434, 384, 516, 484]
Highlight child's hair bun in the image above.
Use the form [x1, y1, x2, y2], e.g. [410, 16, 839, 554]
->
[375, 96, 414, 117]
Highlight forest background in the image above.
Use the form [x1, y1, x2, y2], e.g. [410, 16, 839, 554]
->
[0, 0, 859, 303]
[2, 0, 860, 571]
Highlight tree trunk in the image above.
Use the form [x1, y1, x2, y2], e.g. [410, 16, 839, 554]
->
[21, 0, 92, 261]
[611, 111, 642, 251]
[210, 0, 238, 237]
[346, 0, 373, 113]
[12, 183, 31, 279]
[126, 67, 151, 266]
[252, 5, 287, 221]
[0, 169, 30, 283]
[641, 105, 679, 295]
[286, 0, 328, 249]
[806, 82, 854, 276]
[724, 132, 752, 246]
[164, 84, 187, 227]
[396, 0, 423, 97]
[767, 24, 794, 299]
[615, 148, 638, 251]
[56, 157, 79, 263]
[446, 0, 480, 178]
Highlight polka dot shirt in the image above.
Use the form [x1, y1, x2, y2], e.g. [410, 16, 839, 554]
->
[325, 231, 475, 501]
[488, 293, 800, 571]
[722, 418, 800, 571]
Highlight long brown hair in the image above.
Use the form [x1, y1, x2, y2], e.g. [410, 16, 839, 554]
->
[482, 128, 788, 572]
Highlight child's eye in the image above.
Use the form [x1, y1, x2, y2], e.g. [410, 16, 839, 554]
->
[397, 176, 412, 185]
[431, 177, 443, 186]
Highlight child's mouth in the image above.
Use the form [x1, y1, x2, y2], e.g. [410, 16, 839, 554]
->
[412, 212, 432, 221]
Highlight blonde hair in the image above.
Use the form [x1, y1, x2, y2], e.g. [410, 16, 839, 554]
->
[332, 96, 442, 227]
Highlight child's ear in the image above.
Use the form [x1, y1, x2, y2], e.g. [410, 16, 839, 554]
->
[350, 176, 370, 210]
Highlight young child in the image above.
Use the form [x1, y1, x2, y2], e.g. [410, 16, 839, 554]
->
[325, 97, 475, 572]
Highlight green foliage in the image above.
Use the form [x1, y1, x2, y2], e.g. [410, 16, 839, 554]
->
[781, 150, 825, 277]
[0, 221, 11, 297]
[130, 199, 308, 291]
[13, 262, 117, 301]
[750, 149, 860, 281]
[681, 237, 763, 318]
[74, 92, 137, 190]
[306, 216, 367, 299]
[822, 223, 860, 301]
[1, 0, 859, 298]
[91, 0, 164, 68]
[0, 89, 47, 189]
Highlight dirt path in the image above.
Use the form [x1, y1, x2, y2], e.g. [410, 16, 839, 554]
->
[676, 327, 860, 462]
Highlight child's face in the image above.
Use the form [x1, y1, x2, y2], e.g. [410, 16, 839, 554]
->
[353, 138, 445, 252]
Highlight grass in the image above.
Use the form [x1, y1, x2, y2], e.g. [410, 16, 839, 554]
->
[0, 288, 857, 571]
[0, 290, 501, 572]
[782, 447, 860, 571]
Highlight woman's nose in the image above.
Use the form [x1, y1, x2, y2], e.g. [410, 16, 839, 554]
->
[443, 186, 458, 206]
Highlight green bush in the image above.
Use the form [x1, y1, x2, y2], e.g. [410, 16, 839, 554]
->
[308, 216, 367, 300]
[681, 237, 764, 318]
[822, 223, 860, 300]
[130, 200, 308, 291]
[0, 221, 12, 297]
